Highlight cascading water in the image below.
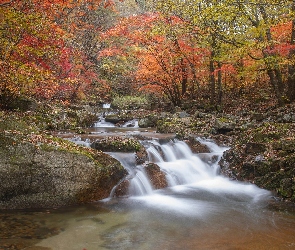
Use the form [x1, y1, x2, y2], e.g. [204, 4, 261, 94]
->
[102, 103, 111, 109]
[144, 140, 219, 187]
[94, 104, 139, 128]
[94, 104, 115, 128]
[109, 139, 270, 208]
[114, 139, 271, 219]
[122, 119, 139, 128]
[108, 152, 154, 196]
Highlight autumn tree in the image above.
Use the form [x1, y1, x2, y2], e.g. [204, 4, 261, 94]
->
[99, 12, 209, 107]
[143, 0, 241, 107]
[147, 0, 295, 107]
[0, 0, 126, 106]
[0, 6, 63, 106]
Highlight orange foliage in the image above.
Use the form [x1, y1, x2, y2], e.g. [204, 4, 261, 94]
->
[0, 0, 119, 103]
[99, 13, 211, 104]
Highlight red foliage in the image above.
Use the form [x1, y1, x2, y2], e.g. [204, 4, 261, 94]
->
[1, 0, 118, 102]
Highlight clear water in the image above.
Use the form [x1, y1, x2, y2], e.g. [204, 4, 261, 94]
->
[1, 131, 295, 249]
[2, 196, 295, 250]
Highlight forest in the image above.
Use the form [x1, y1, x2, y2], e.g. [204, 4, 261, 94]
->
[1, 0, 295, 110]
[1, 2, 295, 249]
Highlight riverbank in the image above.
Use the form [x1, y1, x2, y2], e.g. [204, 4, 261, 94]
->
[0, 106, 128, 210]
[149, 103, 295, 203]
[0, 101, 295, 206]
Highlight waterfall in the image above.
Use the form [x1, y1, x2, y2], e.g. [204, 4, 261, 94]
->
[147, 140, 220, 186]
[122, 119, 139, 128]
[94, 104, 115, 127]
[103, 103, 111, 109]
[109, 139, 270, 205]
[110, 139, 225, 196]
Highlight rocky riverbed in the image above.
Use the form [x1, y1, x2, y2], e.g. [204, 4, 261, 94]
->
[0, 101, 295, 210]
[105, 103, 295, 202]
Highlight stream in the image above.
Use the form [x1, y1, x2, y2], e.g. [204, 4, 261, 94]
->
[1, 116, 295, 250]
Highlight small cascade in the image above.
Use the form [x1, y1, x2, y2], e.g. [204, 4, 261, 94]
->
[103, 103, 111, 109]
[196, 137, 230, 175]
[196, 137, 229, 154]
[68, 136, 91, 147]
[110, 139, 230, 197]
[122, 119, 139, 128]
[146, 145, 165, 163]
[147, 140, 220, 186]
[94, 103, 115, 127]
[161, 143, 177, 161]
[102, 137, 270, 209]
[94, 104, 139, 128]
[129, 166, 154, 196]
[108, 152, 155, 197]
[94, 116, 115, 127]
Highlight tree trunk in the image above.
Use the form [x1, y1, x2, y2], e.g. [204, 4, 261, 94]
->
[180, 58, 188, 96]
[287, 65, 295, 102]
[266, 69, 284, 106]
[209, 54, 216, 106]
[217, 61, 222, 105]
[259, 6, 285, 105]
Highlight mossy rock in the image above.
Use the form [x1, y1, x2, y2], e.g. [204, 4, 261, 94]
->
[91, 137, 142, 152]
[0, 132, 127, 209]
[144, 163, 168, 190]
[156, 118, 186, 136]
[138, 114, 158, 128]
[254, 172, 284, 192]
[278, 178, 294, 199]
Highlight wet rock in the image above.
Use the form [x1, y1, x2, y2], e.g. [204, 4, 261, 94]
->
[281, 113, 295, 123]
[105, 114, 125, 124]
[0, 133, 128, 209]
[193, 111, 207, 119]
[135, 146, 148, 165]
[138, 115, 158, 128]
[144, 163, 168, 189]
[175, 111, 190, 118]
[112, 179, 130, 197]
[220, 141, 295, 202]
[185, 138, 210, 153]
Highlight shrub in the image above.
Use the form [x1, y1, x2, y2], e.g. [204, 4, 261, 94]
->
[111, 95, 148, 109]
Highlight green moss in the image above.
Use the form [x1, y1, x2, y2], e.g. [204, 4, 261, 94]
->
[278, 178, 293, 198]
[217, 117, 230, 123]
[112, 95, 148, 109]
[92, 137, 142, 152]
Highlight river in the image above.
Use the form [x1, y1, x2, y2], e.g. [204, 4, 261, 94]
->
[1, 119, 295, 250]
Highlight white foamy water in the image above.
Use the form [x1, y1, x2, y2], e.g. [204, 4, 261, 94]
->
[108, 139, 271, 218]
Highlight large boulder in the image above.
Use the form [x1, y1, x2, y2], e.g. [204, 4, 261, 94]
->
[0, 133, 128, 209]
